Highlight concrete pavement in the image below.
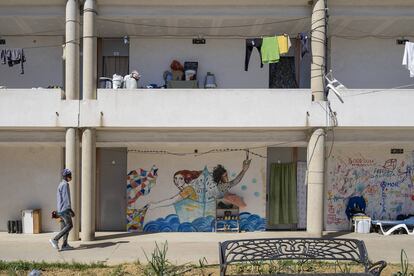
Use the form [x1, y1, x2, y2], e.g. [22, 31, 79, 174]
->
[0, 231, 413, 265]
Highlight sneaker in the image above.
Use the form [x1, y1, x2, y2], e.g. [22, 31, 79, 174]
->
[60, 244, 74, 251]
[49, 239, 59, 250]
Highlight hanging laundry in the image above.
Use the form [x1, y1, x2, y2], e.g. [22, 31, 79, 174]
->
[277, 34, 292, 55]
[0, 48, 26, 74]
[299, 32, 310, 58]
[245, 38, 263, 71]
[261, 36, 280, 64]
[402, 42, 414, 77]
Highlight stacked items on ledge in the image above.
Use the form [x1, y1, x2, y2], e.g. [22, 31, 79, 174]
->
[99, 70, 141, 89]
[165, 59, 217, 89]
[166, 60, 198, 88]
[215, 195, 246, 232]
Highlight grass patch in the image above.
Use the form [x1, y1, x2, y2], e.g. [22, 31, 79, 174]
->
[0, 260, 107, 271]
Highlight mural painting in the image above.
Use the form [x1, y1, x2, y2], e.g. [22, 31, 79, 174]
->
[126, 166, 158, 231]
[126, 152, 266, 232]
[326, 147, 414, 230]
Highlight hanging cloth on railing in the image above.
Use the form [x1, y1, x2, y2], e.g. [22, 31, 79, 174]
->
[245, 38, 263, 71]
[277, 34, 292, 55]
[299, 32, 310, 58]
[402, 42, 414, 77]
[261, 36, 280, 64]
[0, 48, 26, 74]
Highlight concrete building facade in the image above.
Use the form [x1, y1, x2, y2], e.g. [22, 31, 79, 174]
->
[1, 0, 414, 240]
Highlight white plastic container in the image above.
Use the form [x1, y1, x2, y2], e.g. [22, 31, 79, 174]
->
[124, 76, 138, 89]
[112, 74, 123, 89]
[354, 217, 371, 233]
[21, 209, 41, 234]
[185, 70, 196, 81]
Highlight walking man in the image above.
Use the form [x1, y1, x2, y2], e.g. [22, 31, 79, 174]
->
[49, 169, 75, 250]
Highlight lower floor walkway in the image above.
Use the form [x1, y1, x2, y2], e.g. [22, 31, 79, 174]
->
[0, 231, 413, 265]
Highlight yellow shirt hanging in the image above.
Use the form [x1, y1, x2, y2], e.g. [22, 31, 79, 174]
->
[277, 35, 291, 55]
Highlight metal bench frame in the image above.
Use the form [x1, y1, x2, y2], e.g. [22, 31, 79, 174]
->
[219, 238, 386, 276]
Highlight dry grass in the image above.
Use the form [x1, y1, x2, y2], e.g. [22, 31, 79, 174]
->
[0, 262, 413, 276]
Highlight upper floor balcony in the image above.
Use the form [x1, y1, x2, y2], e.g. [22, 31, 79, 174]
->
[2, 88, 414, 130]
[1, 0, 414, 131]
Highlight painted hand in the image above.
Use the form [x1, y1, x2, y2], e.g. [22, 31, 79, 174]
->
[243, 159, 252, 171]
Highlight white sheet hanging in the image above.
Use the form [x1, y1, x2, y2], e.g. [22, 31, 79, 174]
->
[402, 42, 414, 77]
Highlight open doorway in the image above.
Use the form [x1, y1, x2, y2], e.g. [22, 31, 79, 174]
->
[98, 38, 130, 80]
[266, 147, 307, 230]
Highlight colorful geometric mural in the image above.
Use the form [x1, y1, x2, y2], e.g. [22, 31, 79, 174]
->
[126, 155, 267, 232]
[326, 147, 414, 230]
[126, 166, 158, 231]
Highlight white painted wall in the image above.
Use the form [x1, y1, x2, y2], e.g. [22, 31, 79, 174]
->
[0, 36, 64, 88]
[127, 146, 267, 231]
[331, 37, 413, 89]
[83, 89, 312, 128]
[129, 38, 269, 88]
[325, 144, 414, 231]
[327, 89, 414, 127]
[0, 89, 78, 128]
[0, 146, 63, 232]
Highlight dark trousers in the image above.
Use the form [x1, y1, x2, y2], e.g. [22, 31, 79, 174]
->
[245, 38, 264, 71]
[53, 211, 73, 246]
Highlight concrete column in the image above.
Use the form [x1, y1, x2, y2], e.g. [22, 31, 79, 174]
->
[81, 0, 97, 241]
[310, 0, 326, 101]
[65, 0, 80, 100]
[83, 0, 97, 100]
[81, 128, 96, 241]
[306, 128, 326, 236]
[306, 0, 327, 237]
[65, 0, 80, 241]
[65, 128, 80, 241]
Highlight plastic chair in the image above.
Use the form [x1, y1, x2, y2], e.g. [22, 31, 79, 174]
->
[325, 70, 345, 103]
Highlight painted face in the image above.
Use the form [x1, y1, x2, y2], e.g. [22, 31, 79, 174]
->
[174, 174, 186, 190]
[221, 172, 229, 183]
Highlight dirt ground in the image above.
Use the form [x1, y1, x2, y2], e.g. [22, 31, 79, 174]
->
[1, 263, 413, 276]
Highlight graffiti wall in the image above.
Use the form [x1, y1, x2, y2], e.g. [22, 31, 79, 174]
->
[127, 148, 267, 232]
[326, 145, 414, 230]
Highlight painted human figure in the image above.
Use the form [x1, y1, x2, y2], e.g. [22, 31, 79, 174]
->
[149, 159, 251, 209]
[149, 170, 201, 208]
[212, 159, 251, 198]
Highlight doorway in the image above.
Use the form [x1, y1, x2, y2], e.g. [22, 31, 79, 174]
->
[96, 148, 127, 231]
[98, 38, 130, 80]
[266, 147, 307, 230]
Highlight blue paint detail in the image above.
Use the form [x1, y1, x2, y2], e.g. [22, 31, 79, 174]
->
[254, 192, 260, 197]
[178, 222, 197, 232]
[143, 213, 266, 232]
[241, 185, 247, 191]
[192, 216, 215, 232]
[239, 212, 266, 231]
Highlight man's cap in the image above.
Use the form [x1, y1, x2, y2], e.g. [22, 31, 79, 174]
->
[62, 168, 72, 177]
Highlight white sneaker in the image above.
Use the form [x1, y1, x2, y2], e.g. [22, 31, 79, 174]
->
[49, 239, 59, 250]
